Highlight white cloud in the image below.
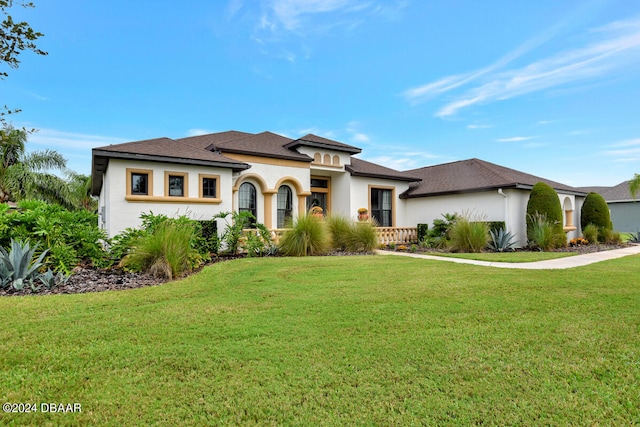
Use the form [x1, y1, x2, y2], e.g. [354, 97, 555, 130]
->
[537, 120, 556, 125]
[186, 128, 216, 137]
[27, 128, 127, 150]
[610, 138, 640, 147]
[352, 132, 369, 142]
[467, 124, 492, 129]
[496, 136, 535, 142]
[404, 16, 640, 117]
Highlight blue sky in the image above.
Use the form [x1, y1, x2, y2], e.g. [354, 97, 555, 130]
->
[4, 0, 640, 186]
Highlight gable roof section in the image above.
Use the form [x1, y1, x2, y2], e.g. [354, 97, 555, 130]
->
[578, 181, 636, 203]
[346, 157, 422, 182]
[285, 133, 362, 154]
[91, 137, 250, 195]
[401, 158, 586, 198]
[202, 131, 312, 162]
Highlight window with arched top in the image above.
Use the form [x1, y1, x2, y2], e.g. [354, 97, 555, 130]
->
[332, 155, 340, 165]
[277, 185, 293, 228]
[239, 182, 257, 226]
[314, 153, 321, 163]
[323, 154, 331, 164]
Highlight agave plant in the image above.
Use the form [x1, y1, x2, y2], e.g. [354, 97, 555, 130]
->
[0, 239, 49, 290]
[628, 231, 640, 244]
[488, 228, 517, 252]
[38, 269, 70, 290]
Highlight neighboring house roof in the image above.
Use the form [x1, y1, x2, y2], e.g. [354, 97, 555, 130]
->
[400, 158, 587, 198]
[578, 181, 637, 203]
[346, 157, 422, 182]
[91, 137, 251, 195]
[285, 134, 362, 154]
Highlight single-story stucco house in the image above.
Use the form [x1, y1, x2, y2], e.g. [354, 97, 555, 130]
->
[578, 181, 639, 233]
[91, 130, 587, 247]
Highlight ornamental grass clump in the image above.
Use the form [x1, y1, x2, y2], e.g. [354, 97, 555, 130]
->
[120, 221, 197, 279]
[326, 214, 352, 251]
[279, 214, 330, 256]
[449, 215, 490, 253]
[345, 219, 378, 253]
[527, 213, 564, 251]
[582, 223, 599, 245]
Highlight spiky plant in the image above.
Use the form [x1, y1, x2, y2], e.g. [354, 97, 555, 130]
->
[0, 239, 48, 290]
[488, 228, 517, 252]
[278, 214, 330, 257]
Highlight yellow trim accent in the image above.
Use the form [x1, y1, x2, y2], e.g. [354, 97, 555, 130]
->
[274, 176, 310, 196]
[198, 173, 221, 199]
[233, 173, 271, 194]
[126, 168, 154, 197]
[125, 195, 222, 204]
[224, 153, 310, 168]
[164, 171, 189, 198]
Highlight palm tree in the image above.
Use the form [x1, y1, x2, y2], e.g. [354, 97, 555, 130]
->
[630, 173, 640, 200]
[0, 126, 71, 207]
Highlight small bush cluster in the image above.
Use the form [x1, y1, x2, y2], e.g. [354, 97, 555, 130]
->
[0, 200, 108, 272]
[527, 213, 565, 251]
[278, 214, 378, 257]
[418, 213, 458, 249]
[449, 215, 490, 253]
[570, 237, 589, 247]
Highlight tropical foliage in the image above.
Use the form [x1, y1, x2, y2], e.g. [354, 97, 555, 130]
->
[0, 199, 107, 271]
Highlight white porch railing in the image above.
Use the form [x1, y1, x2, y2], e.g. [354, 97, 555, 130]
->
[250, 227, 418, 246]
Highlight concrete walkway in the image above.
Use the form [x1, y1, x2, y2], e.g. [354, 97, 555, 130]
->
[375, 244, 640, 270]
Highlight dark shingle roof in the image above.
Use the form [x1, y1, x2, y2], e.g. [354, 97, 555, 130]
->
[401, 158, 586, 198]
[578, 181, 637, 202]
[203, 131, 312, 162]
[91, 137, 251, 195]
[285, 133, 362, 154]
[346, 157, 422, 182]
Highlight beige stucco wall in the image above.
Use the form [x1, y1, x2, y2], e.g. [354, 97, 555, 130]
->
[98, 159, 235, 238]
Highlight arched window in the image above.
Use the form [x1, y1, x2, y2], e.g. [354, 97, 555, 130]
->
[332, 155, 340, 165]
[239, 182, 257, 225]
[323, 154, 331, 164]
[314, 153, 321, 163]
[277, 185, 293, 228]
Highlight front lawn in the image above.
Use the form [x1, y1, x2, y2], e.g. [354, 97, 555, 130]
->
[1, 255, 639, 425]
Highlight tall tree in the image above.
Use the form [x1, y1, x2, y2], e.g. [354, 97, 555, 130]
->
[0, 126, 72, 207]
[1, 0, 47, 123]
[630, 174, 640, 200]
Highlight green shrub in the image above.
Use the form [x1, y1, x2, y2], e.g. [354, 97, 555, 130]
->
[345, 220, 379, 253]
[120, 221, 197, 279]
[0, 200, 108, 270]
[279, 214, 330, 257]
[449, 217, 490, 253]
[581, 192, 611, 231]
[417, 223, 429, 242]
[582, 224, 599, 244]
[326, 214, 352, 251]
[528, 213, 564, 251]
[526, 182, 564, 239]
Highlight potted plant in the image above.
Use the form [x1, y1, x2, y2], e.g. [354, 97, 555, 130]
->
[310, 205, 324, 218]
[357, 207, 369, 221]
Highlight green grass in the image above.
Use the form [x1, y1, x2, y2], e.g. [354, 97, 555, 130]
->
[423, 251, 578, 262]
[1, 255, 639, 425]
